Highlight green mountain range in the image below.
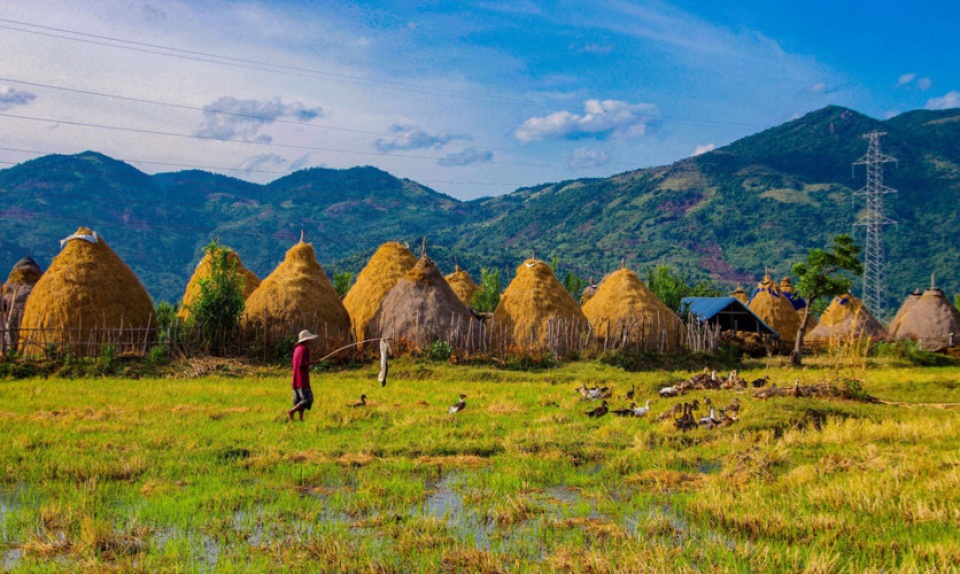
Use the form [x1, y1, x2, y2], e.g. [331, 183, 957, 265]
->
[1, 105, 957, 315]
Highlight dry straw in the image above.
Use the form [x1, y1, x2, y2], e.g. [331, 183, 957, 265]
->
[444, 265, 480, 307]
[2, 256, 44, 351]
[581, 267, 682, 352]
[374, 254, 483, 350]
[748, 275, 801, 343]
[241, 241, 350, 350]
[889, 289, 922, 336]
[729, 286, 749, 305]
[19, 227, 155, 350]
[893, 288, 960, 351]
[343, 242, 417, 342]
[779, 276, 818, 331]
[493, 259, 588, 350]
[807, 293, 886, 343]
[178, 248, 261, 323]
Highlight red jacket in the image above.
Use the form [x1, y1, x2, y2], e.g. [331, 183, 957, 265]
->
[292, 343, 311, 389]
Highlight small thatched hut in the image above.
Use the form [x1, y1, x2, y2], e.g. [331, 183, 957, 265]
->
[2, 256, 44, 352]
[444, 265, 480, 308]
[889, 289, 923, 335]
[19, 228, 155, 354]
[807, 293, 886, 343]
[892, 288, 960, 351]
[178, 247, 261, 323]
[241, 241, 350, 350]
[343, 242, 418, 342]
[582, 267, 682, 352]
[374, 255, 483, 350]
[779, 276, 818, 331]
[748, 275, 801, 343]
[730, 287, 749, 305]
[493, 259, 588, 352]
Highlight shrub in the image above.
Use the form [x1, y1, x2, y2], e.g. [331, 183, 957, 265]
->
[471, 268, 501, 313]
[187, 242, 245, 355]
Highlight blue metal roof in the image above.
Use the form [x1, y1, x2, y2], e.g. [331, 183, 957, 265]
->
[680, 296, 778, 336]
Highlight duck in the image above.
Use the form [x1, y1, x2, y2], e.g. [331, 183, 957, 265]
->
[448, 394, 466, 414]
[611, 403, 636, 417]
[585, 400, 609, 418]
[351, 394, 367, 408]
[750, 376, 769, 388]
[718, 411, 739, 427]
[790, 378, 801, 398]
[674, 403, 698, 431]
[656, 403, 683, 422]
[623, 385, 635, 400]
[723, 397, 740, 414]
[658, 385, 680, 398]
[698, 407, 719, 429]
[632, 400, 652, 417]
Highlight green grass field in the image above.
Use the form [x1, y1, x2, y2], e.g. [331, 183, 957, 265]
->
[1, 356, 959, 572]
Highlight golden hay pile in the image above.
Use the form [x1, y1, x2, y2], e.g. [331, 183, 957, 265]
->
[493, 259, 587, 350]
[892, 288, 960, 350]
[807, 293, 886, 342]
[779, 276, 818, 331]
[19, 227, 155, 350]
[729, 287, 749, 305]
[748, 275, 801, 343]
[178, 248, 261, 323]
[241, 241, 350, 349]
[374, 255, 483, 350]
[343, 242, 417, 342]
[444, 265, 480, 307]
[889, 289, 922, 335]
[2, 256, 44, 351]
[582, 267, 682, 352]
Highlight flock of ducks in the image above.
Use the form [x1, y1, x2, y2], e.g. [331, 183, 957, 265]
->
[657, 368, 768, 398]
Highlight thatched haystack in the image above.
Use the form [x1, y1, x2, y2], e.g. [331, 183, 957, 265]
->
[748, 275, 801, 342]
[343, 242, 417, 341]
[444, 265, 480, 307]
[892, 288, 960, 351]
[2, 256, 44, 352]
[807, 293, 886, 343]
[178, 248, 261, 323]
[779, 276, 818, 331]
[889, 289, 922, 335]
[582, 268, 682, 352]
[374, 255, 483, 351]
[730, 287, 749, 305]
[19, 228, 155, 354]
[241, 241, 350, 350]
[493, 259, 588, 352]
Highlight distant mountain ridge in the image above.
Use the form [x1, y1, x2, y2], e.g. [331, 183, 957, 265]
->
[0, 105, 957, 314]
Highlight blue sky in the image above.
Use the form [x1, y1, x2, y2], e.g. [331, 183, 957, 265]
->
[0, 0, 957, 199]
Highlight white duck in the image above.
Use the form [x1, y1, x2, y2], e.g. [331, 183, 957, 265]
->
[632, 400, 652, 417]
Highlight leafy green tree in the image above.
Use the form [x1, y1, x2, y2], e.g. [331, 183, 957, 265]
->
[188, 242, 245, 354]
[333, 271, 353, 297]
[471, 268, 501, 312]
[790, 234, 863, 366]
[646, 265, 722, 313]
[563, 273, 586, 301]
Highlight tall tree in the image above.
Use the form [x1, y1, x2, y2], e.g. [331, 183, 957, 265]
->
[646, 265, 721, 313]
[790, 234, 863, 366]
[471, 268, 501, 312]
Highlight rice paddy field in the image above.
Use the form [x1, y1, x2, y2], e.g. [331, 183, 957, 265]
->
[1, 355, 959, 573]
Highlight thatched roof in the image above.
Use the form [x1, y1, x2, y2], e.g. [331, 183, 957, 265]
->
[444, 265, 480, 307]
[730, 287, 749, 305]
[2, 256, 44, 352]
[778, 276, 818, 331]
[343, 242, 418, 342]
[748, 275, 801, 342]
[374, 255, 483, 350]
[893, 288, 960, 350]
[582, 268, 682, 352]
[807, 293, 886, 342]
[241, 241, 350, 349]
[19, 228, 155, 351]
[493, 259, 587, 351]
[889, 289, 923, 336]
[178, 248, 261, 323]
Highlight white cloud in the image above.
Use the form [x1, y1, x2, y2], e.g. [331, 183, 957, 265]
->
[917, 77, 932, 91]
[374, 124, 470, 153]
[897, 73, 916, 86]
[567, 147, 610, 169]
[195, 97, 324, 141]
[925, 91, 960, 110]
[809, 82, 826, 93]
[514, 99, 657, 143]
[692, 143, 715, 156]
[232, 153, 289, 175]
[0, 86, 38, 111]
[437, 147, 493, 166]
[572, 43, 614, 55]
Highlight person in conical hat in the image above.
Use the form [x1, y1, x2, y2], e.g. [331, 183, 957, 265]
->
[288, 329, 319, 422]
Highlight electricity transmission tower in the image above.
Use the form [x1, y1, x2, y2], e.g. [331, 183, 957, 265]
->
[852, 131, 897, 317]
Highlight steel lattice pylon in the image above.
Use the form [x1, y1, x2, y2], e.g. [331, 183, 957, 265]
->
[852, 131, 897, 317]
